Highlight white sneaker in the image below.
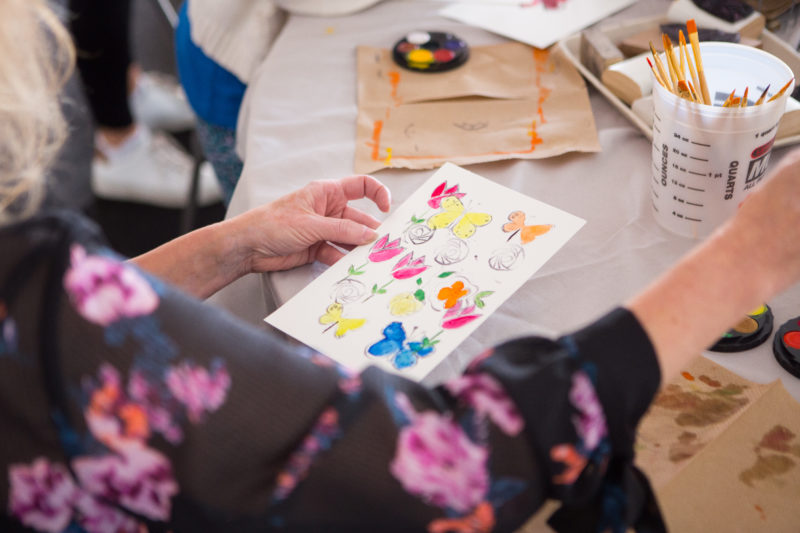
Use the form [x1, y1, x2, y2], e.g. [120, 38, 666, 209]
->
[130, 72, 196, 132]
[92, 126, 223, 208]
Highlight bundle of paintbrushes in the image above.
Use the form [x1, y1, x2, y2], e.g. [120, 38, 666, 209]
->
[647, 18, 793, 107]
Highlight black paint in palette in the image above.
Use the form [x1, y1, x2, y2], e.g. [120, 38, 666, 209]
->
[709, 304, 773, 353]
[392, 31, 469, 73]
[773, 315, 800, 379]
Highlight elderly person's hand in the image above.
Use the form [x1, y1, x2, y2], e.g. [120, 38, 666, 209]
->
[231, 175, 392, 273]
[132, 175, 391, 299]
[629, 146, 800, 381]
[725, 148, 800, 295]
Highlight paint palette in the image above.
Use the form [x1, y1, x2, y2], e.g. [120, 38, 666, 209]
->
[709, 304, 773, 353]
[392, 31, 469, 73]
[773, 315, 800, 379]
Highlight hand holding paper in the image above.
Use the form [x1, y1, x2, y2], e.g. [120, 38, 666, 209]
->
[266, 163, 585, 381]
[230, 175, 392, 272]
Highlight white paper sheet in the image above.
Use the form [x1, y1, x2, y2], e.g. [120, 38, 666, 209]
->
[439, 0, 637, 49]
[266, 163, 585, 381]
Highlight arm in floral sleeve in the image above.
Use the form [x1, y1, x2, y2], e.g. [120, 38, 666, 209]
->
[3, 213, 662, 533]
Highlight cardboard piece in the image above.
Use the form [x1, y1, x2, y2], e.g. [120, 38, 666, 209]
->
[354, 43, 600, 174]
[636, 356, 800, 531]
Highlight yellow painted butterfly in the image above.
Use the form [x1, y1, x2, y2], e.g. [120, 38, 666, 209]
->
[319, 303, 366, 338]
[426, 197, 492, 239]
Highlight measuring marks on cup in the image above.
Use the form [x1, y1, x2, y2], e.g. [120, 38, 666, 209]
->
[650, 103, 780, 238]
[652, 111, 712, 226]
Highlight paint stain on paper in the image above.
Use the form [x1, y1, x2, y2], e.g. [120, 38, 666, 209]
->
[652, 383, 749, 427]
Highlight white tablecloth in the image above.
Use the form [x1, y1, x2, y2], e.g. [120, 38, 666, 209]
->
[213, 0, 800, 400]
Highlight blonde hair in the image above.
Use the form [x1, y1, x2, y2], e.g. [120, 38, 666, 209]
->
[0, 0, 75, 223]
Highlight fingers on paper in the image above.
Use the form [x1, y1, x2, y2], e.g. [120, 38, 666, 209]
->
[342, 205, 381, 229]
[313, 215, 378, 247]
[316, 242, 346, 266]
[339, 174, 392, 212]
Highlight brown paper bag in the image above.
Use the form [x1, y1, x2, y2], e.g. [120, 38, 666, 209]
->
[637, 357, 800, 532]
[355, 43, 600, 174]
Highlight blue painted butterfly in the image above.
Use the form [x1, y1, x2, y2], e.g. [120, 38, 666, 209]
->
[367, 322, 437, 370]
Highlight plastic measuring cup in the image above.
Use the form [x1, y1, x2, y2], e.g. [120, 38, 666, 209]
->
[651, 42, 794, 238]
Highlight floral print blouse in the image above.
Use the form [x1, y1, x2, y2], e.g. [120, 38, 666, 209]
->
[0, 212, 665, 532]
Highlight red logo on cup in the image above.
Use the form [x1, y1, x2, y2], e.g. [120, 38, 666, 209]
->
[751, 137, 775, 159]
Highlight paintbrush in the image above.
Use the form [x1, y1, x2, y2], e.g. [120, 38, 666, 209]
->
[649, 42, 673, 94]
[677, 80, 696, 102]
[740, 86, 749, 108]
[767, 78, 794, 103]
[721, 89, 735, 107]
[754, 85, 770, 105]
[686, 19, 711, 105]
[647, 57, 668, 89]
[680, 30, 703, 104]
[687, 80, 700, 103]
[662, 34, 681, 89]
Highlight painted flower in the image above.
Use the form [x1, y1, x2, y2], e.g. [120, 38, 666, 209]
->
[166, 360, 231, 424]
[72, 441, 178, 521]
[487, 244, 524, 271]
[389, 293, 424, 316]
[330, 278, 366, 304]
[569, 371, 607, 450]
[390, 393, 489, 513]
[391, 252, 428, 280]
[64, 245, 158, 326]
[434, 238, 469, 266]
[442, 299, 481, 330]
[438, 281, 469, 309]
[406, 223, 434, 245]
[445, 373, 523, 436]
[74, 492, 139, 533]
[428, 181, 466, 209]
[8, 458, 78, 532]
[368, 234, 404, 262]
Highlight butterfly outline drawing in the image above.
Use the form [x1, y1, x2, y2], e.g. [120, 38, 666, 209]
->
[427, 197, 492, 240]
[319, 302, 366, 338]
[366, 322, 439, 370]
[502, 211, 553, 244]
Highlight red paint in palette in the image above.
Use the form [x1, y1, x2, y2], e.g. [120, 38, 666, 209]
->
[392, 31, 469, 73]
[773, 315, 800, 379]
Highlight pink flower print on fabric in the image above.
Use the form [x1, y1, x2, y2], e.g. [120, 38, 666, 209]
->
[441, 299, 481, 329]
[368, 234, 404, 262]
[74, 493, 139, 533]
[445, 373, 524, 436]
[166, 361, 231, 424]
[428, 181, 466, 209]
[64, 244, 158, 326]
[390, 393, 489, 513]
[569, 370, 607, 451]
[8, 458, 78, 532]
[128, 370, 183, 444]
[391, 252, 428, 280]
[72, 441, 178, 521]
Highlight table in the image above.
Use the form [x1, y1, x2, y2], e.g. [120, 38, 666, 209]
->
[213, 0, 800, 401]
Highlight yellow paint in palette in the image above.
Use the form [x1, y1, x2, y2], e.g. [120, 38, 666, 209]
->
[407, 49, 434, 70]
[709, 304, 773, 353]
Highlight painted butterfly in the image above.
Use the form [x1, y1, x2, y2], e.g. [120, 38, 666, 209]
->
[367, 322, 436, 370]
[319, 303, 366, 338]
[427, 197, 492, 239]
[502, 211, 552, 244]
